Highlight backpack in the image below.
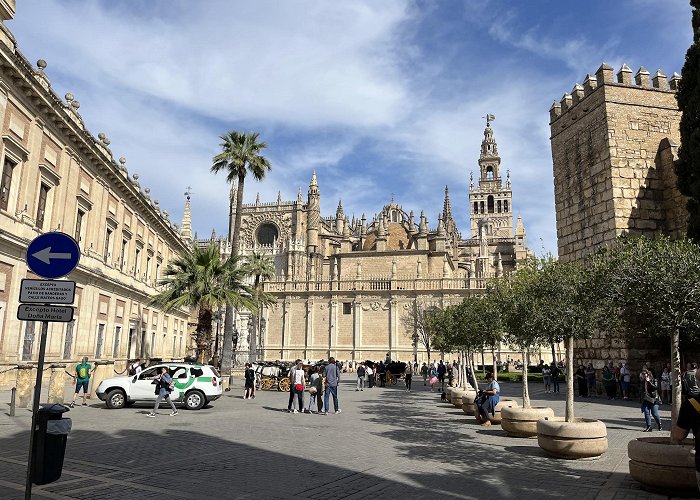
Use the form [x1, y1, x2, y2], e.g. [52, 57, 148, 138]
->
[78, 364, 88, 379]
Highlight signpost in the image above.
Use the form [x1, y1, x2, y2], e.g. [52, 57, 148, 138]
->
[21, 232, 80, 499]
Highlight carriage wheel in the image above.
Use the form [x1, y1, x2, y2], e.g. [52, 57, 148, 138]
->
[390, 375, 397, 385]
[278, 378, 290, 392]
[261, 378, 273, 391]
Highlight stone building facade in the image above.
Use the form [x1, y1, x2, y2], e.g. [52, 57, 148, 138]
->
[199, 121, 537, 364]
[549, 63, 689, 368]
[0, 6, 191, 392]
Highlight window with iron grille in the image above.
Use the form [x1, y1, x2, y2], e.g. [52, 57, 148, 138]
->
[22, 322, 35, 361]
[63, 320, 75, 360]
[95, 323, 105, 358]
[112, 325, 121, 358]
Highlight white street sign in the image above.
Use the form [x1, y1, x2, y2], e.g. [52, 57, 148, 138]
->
[19, 279, 75, 304]
[17, 304, 74, 322]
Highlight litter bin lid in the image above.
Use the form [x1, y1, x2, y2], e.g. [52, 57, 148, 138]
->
[38, 403, 70, 415]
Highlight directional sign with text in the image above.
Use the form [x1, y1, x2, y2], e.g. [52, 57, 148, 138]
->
[17, 304, 74, 322]
[26, 232, 80, 279]
[20, 279, 75, 304]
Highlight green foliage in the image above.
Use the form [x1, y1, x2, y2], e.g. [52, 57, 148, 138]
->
[211, 131, 271, 185]
[677, 0, 700, 241]
[430, 294, 503, 353]
[593, 235, 700, 341]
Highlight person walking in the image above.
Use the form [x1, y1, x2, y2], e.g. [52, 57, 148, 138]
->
[421, 362, 429, 386]
[378, 361, 387, 387]
[640, 368, 662, 432]
[550, 362, 561, 393]
[404, 362, 413, 392]
[602, 365, 616, 399]
[576, 365, 588, 397]
[542, 363, 552, 393]
[429, 364, 438, 392]
[244, 363, 256, 399]
[437, 360, 447, 391]
[69, 357, 95, 408]
[307, 366, 323, 413]
[356, 363, 366, 391]
[585, 363, 597, 397]
[323, 357, 341, 415]
[660, 366, 672, 405]
[673, 367, 700, 492]
[620, 362, 632, 400]
[288, 360, 305, 413]
[366, 364, 374, 388]
[146, 367, 177, 417]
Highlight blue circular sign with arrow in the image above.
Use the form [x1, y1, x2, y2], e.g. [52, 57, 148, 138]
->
[26, 232, 81, 279]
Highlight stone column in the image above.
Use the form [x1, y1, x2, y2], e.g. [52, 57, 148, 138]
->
[282, 298, 291, 360]
[353, 298, 362, 360]
[16, 364, 35, 408]
[305, 298, 314, 361]
[389, 298, 398, 360]
[90, 360, 114, 399]
[329, 299, 337, 359]
[47, 363, 67, 404]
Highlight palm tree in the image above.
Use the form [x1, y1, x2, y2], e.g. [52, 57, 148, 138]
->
[211, 131, 271, 376]
[243, 251, 277, 359]
[148, 245, 256, 362]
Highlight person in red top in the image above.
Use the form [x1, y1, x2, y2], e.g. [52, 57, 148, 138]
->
[673, 367, 700, 491]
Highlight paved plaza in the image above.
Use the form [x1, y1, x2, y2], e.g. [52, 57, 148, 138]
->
[0, 377, 689, 499]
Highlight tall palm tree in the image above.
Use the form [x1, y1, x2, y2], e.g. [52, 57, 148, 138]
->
[211, 131, 271, 376]
[148, 245, 256, 362]
[244, 251, 277, 358]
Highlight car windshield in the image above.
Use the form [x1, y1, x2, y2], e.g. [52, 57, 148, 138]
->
[211, 367, 220, 378]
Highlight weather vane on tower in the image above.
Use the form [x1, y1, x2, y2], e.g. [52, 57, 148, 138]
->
[483, 114, 496, 127]
[184, 186, 192, 201]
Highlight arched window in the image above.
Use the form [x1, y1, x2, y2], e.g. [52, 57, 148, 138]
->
[391, 210, 398, 222]
[487, 195, 494, 214]
[473, 201, 478, 214]
[479, 201, 484, 214]
[486, 166, 494, 180]
[504, 200, 509, 212]
[497, 200, 502, 213]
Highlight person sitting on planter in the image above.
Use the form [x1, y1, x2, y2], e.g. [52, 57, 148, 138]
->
[673, 366, 700, 492]
[475, 372, 500, 427]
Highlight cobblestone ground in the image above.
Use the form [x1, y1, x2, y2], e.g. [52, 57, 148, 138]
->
[0, 377, 692, 499]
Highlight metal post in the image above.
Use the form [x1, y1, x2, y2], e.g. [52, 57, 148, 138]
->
[9, 387, 16, 417]
[25, 320, 49, 500]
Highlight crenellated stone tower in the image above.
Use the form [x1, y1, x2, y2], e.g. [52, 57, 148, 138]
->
[550, 64, 687, 263]
[469, 117, 513, 239]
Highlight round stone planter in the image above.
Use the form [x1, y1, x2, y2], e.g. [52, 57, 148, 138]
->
[443, 386, 453, 403]
[501, 406, 555, 438]
[628, 437, 698, 496]
[475, 398, 519, 425]
[537, 417, 608, 459]
[461, 390, 477, 416]
[450, 388, 467, 407]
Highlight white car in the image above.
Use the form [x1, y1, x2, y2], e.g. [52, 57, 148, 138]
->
[96, 363, 222, 410]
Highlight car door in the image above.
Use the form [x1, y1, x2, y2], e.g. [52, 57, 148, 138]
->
[129, 365, 162, 400]
[169, 366, 189, 401]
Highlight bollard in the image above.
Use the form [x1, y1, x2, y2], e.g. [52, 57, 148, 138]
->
[16, 365, 35, 408]
[89, 361, 113, 400]
[10, 387, 16, 417]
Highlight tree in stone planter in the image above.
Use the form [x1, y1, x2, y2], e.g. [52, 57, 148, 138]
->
[594, 235, 700, 429]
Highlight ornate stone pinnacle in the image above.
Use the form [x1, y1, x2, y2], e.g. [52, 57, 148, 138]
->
[36, 59, 47, 70]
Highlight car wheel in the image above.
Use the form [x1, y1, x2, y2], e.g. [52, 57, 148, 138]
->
[105, 389, 126, 409]
[185, 390, 206, 410]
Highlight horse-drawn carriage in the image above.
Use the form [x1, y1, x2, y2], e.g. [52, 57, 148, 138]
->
[253, 361, 292, 391]
[384, 361, 407, 385]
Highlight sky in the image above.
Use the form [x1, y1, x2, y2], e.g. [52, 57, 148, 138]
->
[7, 0, 693, 254]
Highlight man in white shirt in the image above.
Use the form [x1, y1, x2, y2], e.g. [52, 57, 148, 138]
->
[366, 365, 374, 388]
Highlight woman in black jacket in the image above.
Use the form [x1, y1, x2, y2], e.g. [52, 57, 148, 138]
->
[640, 368, 662, 432]
[576, 365, 588, 397]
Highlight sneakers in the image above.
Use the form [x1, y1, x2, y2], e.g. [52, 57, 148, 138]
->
[146, 413, 156, 418]
[643, 426, 652, 432]
[251, 395, 255, 399]
[335, 409, 342, 414]
[293, 409, 299, 414]
[82, 402, 88, 407]
[322, 411, 328, 415]
[658, 423, 662, 431]
[69, 402, 75, 408]
[170, 411, 178, 416]
[482, 420, 492, 427]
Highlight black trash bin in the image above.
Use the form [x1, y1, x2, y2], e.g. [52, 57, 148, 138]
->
[31, 403, 71, 485]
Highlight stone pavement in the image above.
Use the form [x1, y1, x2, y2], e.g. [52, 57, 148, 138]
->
[0, 377, 691, 499]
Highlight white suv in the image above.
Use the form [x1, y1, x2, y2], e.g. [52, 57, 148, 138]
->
[96, 363, 222, 410]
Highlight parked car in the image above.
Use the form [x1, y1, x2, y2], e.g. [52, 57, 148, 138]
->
[96, 363, 222, 410]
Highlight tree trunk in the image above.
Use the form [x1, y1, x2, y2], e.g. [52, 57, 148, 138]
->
[221, 174, 246, 377]
[481, 350, 485, 373]
[522, 348, 530, 409]
[565, 335, 574, 422]
[468, 350, 479, 389]
[671, 329, 681, 433]
[551, 342, 557, 364]
[460, 351, 467, 389]
[491, 346, 497, 381]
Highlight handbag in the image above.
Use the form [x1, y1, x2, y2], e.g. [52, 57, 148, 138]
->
[295, 383, 304, 392]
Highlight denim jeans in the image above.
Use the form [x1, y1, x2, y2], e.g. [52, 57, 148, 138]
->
[324, 385, 339, 412]
[641, 400, 661, 427]
[552, 377, 560, 392]
[356, 377, 365, 390]
[152, 393, 176, 413]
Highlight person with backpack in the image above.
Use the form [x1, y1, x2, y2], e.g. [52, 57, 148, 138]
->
[244, 363, 256, 400]
[673, 366, 700, 491]
[356, 363, 366, 391]
[69, 357, 95, 408]
[147, 366, 177, 417]
[128, 358, 142, 376]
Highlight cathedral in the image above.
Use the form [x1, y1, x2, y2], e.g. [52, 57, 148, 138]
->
[197, 119, 531, 363]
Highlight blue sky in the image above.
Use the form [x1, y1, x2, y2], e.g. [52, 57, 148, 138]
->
[8, 0, 692, 254]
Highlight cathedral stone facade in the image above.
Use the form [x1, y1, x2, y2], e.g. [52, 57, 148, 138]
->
[200, 121, 532, 363]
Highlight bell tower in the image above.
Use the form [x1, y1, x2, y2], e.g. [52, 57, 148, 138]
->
[469, 115, 513, 238]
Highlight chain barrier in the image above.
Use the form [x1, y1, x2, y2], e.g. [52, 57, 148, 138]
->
[0, 365, 18, 375]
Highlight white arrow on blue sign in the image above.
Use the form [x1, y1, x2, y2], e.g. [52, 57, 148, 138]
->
[26, 232, 81, 279]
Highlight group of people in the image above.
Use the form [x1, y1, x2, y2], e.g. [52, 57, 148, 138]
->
[283, 358, 341, 415]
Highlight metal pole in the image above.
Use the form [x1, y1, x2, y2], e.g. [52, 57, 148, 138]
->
[10, 387, 16, 417]
[25, 320, 49, 500]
